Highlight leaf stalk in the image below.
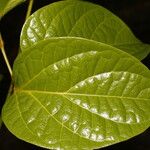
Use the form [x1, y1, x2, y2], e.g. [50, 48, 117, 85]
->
[0, 34, 12, 77]
[25, 0, 34, 20]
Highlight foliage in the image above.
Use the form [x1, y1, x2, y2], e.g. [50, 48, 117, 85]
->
[20, 1, 150, 60]
[0, 0, 25, 18]
[1, 0, 150, 149]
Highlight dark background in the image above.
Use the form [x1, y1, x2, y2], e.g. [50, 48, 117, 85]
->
[0, 0, 150, 149]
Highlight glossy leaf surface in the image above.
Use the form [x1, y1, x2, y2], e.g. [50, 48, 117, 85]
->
[0, 0, 25, 18]
[20, 0, 150, 60]
[2, 38, 150, 149]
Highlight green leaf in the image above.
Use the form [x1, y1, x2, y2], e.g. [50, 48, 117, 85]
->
[2, 38, 150, 149]
[20, 0, 150, 60]
[0, 0, 25, 18]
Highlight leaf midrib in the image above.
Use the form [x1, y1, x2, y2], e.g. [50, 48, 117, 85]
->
[17, 89, 149, 101]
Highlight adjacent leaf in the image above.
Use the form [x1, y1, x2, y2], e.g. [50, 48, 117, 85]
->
[0, 0, 25, 18]
[20, 0, 150, 60]
[2, 38, 150, 149]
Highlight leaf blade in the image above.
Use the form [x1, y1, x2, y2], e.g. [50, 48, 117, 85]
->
[20, 0, 150, 59]
[0, 0, 25, 18]
[2, 38, 150, 149]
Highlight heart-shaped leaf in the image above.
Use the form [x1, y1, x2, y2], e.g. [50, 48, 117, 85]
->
[2, 38, 150, 149]
[0, 0, 25, 18]
[20, 0, 150, 60]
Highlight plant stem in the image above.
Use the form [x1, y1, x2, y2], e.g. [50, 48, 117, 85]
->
[0, 34, 12, 77]
[25, 0, 34, 20]
[18, 0, 34, 53]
